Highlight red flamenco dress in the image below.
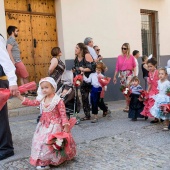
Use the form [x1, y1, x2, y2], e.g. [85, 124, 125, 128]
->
[141, 70, 159, 117]
[21, 94, 76, 167]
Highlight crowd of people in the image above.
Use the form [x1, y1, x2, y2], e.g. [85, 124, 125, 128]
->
[0, 25, 170, 170]
[113, 44, 170, 131]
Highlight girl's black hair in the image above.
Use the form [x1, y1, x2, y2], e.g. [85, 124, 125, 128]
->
[147, 57, 157, 66]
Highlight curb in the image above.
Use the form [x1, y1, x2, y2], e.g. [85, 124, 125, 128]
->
[8, 106, 39, 117]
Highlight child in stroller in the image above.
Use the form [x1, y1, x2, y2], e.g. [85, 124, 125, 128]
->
[37, 71, 80, 123]
[57, 70, 81, 119]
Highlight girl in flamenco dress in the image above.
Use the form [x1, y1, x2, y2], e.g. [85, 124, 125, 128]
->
[150, 68, 170, 130]
[140, 58, 159, 123]
[16, 77, 76, 170]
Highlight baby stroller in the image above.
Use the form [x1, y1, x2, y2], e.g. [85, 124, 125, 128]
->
[57, 70, 81, 120]
[36, 71, 80, 123]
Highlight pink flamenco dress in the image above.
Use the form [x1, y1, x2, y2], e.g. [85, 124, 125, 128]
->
[21, 94, 76, 167]
[141, 70, 159, 117]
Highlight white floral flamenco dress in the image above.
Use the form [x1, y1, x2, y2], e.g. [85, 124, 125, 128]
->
[150, 80, 170, 120]
[21, 94, 76, 167]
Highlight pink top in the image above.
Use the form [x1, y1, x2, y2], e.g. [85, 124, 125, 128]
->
[115, 54, 136, 72]
[147, 69, 159, 96]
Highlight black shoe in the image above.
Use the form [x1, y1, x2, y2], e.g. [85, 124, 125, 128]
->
[160, 119, 164, 122]
[145, 116, 148, 120]
[24, 93, 28, 97]
[80, 117, 90, 121]
[0, 151, 14, 160]
[150, 119, 159, 124]
[28, 91, 37, 96]
[132, 118, 137, 121]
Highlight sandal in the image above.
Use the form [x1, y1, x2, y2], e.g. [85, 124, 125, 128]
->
[103, 111, 108, 117]
[91, 118, 98, 123]
[123, 106, 129, 112]
[80, 117, 90, 121]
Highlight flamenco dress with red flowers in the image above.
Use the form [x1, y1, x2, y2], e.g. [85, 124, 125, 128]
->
[21, 94, 76, 167]
[141, 70, 159, 117]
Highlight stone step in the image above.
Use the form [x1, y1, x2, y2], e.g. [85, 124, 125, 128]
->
[7, 96, 39, 117]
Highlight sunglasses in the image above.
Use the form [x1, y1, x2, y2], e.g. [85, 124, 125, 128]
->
[122, 48, 127, 50]
[96, 49, 100, 51]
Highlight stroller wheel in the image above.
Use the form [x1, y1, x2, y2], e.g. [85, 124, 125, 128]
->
[75, 117, 80, 125]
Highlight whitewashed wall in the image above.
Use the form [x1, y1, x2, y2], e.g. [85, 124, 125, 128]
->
[57, 0, 170, 59]
[1, 0, 170, 59]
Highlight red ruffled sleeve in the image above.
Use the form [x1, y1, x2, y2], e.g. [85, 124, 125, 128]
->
[57, 100, 69, 126]
[22, 97, 40, 106]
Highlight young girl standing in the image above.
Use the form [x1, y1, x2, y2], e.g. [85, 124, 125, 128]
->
[141, 58, 159, 123]
[16, 77, 76, 170]
[150, 68, 170, 130]
[128, 76, 145, 121]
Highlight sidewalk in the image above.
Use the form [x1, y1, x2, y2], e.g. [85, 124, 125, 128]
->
[7, 96, 125, 117]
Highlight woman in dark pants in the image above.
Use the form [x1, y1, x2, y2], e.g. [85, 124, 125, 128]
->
[72, 43, 94, 121]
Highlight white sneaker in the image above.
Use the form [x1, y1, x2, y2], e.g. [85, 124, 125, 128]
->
[36, 166, 50, 170]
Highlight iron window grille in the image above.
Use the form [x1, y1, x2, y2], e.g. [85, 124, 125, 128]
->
[141, 9, 160, 63]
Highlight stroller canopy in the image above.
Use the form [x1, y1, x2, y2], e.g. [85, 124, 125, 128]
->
[61, 70, 73, 86]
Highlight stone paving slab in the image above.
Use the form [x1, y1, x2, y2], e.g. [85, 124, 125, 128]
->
[1, 100, 170, 170]
[3, 127, 170, 170]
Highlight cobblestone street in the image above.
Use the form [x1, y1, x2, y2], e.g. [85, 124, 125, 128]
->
[1, 101, 170, 170]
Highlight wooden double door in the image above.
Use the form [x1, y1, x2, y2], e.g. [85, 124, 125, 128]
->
[5, 0, 58, 82]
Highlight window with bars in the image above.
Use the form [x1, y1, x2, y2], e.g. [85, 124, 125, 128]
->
[141, 9, 160, 60]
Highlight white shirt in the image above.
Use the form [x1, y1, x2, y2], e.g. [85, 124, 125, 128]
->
[134, 57, 139, 76]
[0, 35, 17, 86]
[83, 72, 103, 88]
[157, 79, 170, 95]
[167, 68, 170, 75]
[87, 46, 98, 60]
